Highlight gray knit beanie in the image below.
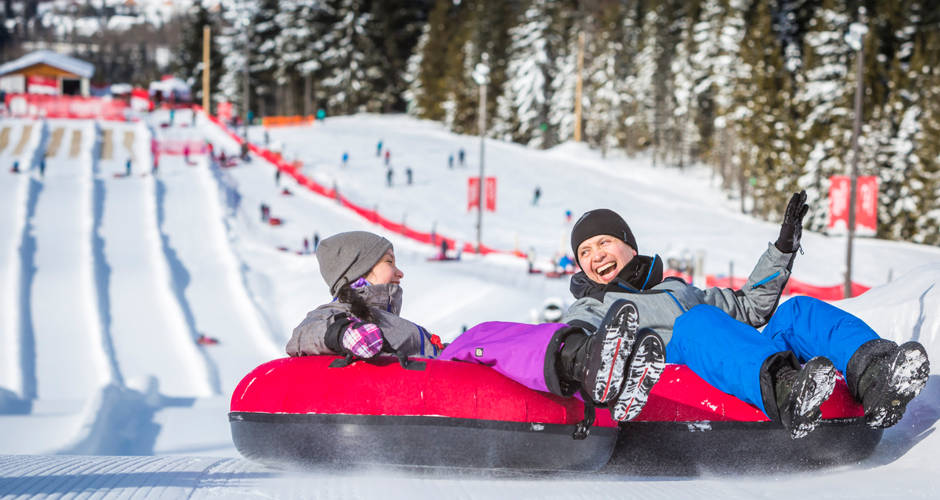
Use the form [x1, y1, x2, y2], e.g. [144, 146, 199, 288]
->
[317, 231, 393, 296]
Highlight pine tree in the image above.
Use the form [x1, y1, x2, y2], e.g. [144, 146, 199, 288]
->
[495, 0, 554, 147]
[368, 0, 431, 112]
[733, 0, 797, 218]
[217, 0, 257, 117]
[792, 0, 856, 232]
[248, 0, 282, 117]
[274, 0, 326, 116]
[879, 2, 940, 243]
[316, 0, 383, 114]
[581, 3, 628, 157]
[173, 5, 224, 111]
[409, 0, 454, 121]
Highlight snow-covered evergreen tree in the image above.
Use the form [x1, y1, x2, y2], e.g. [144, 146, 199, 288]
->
[582, 5, 627, 157]
[217, 0, 257, 117]
[318, 0, 382, 114]
[495, 0, 553, 148]
[793, 0, 856, 232]
[879, 2, 940, 243]
[546, 5, 578, 148]
[173, 3, 222, 109]
[733, 0, 797, 218]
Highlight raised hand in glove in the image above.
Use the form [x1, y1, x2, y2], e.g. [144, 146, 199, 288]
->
[775, 191, 808, 253]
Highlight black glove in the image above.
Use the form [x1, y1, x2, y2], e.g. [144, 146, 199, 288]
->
[775, 191, 808, 253]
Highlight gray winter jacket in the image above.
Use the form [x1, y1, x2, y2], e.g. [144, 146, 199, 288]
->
[286, 283, 438, 358]
[562, 243, 794, 345]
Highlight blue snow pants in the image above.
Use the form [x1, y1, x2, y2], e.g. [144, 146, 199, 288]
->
[665, 296, 879, 414]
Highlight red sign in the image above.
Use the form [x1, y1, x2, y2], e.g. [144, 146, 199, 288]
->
[217, 101, 233, 123]
[26, 76, 58, 94]
[829, 176, 877, 236]
[5, 94, 127, 120]
[485, 176, 497, 211]
[468, 176, 497, 212]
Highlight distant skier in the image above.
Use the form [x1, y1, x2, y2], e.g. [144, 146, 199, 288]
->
[384, 149, 390, 166]
[386, 168, 393, 187]
[565, 209, 573, 222]
[312, 232, 320, 252]
[304, 238, 310, 255]
[448, 154, 454, 169]
[125, 158, 132, 177]
[11, 160, 18, 173]
[342, 151, 349, 166]
[264, 130, 270, 146]
[458, 148, 465, 166]
[260, 203, 270, 222]
[405, 166, 413, 185]
[376, 139, 383, 157]
[275, 169, 282, 186]
[532, 186, 541, 206]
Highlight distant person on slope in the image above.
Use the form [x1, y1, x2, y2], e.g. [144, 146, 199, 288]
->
[560, 196, 929, 438]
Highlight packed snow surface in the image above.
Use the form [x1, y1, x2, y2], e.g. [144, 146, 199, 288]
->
[0, 111, 938, 498]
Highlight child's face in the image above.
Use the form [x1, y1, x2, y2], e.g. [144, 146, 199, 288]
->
[365, 249, 403, 285]
[577, 234, 636, 284]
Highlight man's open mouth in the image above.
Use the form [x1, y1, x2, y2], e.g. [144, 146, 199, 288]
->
[595, 262, 617, 279]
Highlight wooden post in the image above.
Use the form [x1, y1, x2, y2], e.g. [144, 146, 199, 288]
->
[845, 18, 866, 299]
[574, 32, 584, 142]
[202, 25, 210, 113]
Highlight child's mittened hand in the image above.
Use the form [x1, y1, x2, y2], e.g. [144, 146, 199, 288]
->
[342, 319, 384, 358]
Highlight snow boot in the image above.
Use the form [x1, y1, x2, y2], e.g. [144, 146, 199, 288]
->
[609, 328, 666, 422]
[847, 339, 930, 429]
[557, 299, 639, 405]
[773, 356, 837, 439]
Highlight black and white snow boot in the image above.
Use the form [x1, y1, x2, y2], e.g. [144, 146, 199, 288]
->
[774, 356, 837, 439]
[561, 299, 640, 406]
[848, 340, 929, 429]
[609, 328, 666, 422]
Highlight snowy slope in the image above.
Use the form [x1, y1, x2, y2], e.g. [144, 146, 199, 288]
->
[96, 121, 213, 398]
[0, 112, 938, 498]
[28, 120, 110, 401]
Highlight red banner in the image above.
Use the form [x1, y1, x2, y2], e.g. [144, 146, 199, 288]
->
[468, 177, 480, 211]
[26, 76, 58, 94]
[829, 176, 878, 235]
[468, 176, 496, 212]
[485, 176, 497, 212]
[217, 101, 233, 123]
[4, 93, 127, 120]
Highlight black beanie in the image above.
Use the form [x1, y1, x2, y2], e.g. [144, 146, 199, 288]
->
[570, 208, 638, 257]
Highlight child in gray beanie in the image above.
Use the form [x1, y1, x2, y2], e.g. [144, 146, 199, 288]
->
[286, 231, 442, 360]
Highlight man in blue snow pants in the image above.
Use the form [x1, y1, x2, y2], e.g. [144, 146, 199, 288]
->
[562, 193, 930, 438]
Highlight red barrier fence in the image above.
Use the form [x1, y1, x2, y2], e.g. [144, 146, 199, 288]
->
[154, 139, 207, 155]
[664, 270, 870, 299]
[5, 93, 128, 121]
[197, 107, 524, 258]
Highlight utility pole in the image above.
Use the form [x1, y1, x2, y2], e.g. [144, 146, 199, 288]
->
[844, 15, 867, 299]
[202, 25, 210, 114]
[574, 32, 584, 142]
[472, 56, 490, 253]
[242, 19, 251, 140]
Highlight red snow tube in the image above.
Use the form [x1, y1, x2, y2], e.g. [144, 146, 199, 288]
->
[229, 356, 882, 472]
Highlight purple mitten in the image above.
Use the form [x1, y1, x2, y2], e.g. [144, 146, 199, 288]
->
[342, 319, 384, 358]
